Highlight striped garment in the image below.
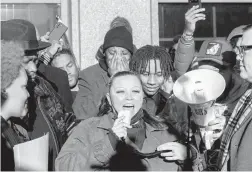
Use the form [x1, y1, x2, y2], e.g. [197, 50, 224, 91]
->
[217, 88, 252, 170]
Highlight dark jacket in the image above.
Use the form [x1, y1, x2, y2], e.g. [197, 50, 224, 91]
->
[143, 89, 189, 138]
[73, 60, 110, 119]
[55, 112, 187, 171]
[228, 111, 252, 171]
[26, 75, 73, 171]
[37, 63, 73, 112]
[1, 117, 29, 171]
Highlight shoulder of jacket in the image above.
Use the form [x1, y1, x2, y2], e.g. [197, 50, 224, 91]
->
[79, 64, 107, 79]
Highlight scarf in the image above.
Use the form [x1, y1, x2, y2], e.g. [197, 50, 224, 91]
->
[217, 89, 252, 169]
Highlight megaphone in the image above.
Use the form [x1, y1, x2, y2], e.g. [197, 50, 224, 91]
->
[173, 69, 226, 149]
[173, 69, 226, 126]
[173, 69, 226, 105]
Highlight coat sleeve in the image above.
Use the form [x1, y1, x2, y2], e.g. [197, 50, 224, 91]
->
[174, 35, 195, 76]
[72, 71, 99, 120]
[37, 63, 73, 112]
[55, 119, 115, 171]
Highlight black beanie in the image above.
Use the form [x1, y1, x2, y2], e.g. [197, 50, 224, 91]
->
[103, 26, 133, 54]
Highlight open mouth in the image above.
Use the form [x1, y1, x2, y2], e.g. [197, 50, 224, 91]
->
[123, 104, 134, 110]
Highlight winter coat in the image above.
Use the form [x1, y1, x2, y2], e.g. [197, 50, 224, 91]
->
[55, 111, 189, 171]
[72, 60, 110, 119]
[26, 75, 74, 171]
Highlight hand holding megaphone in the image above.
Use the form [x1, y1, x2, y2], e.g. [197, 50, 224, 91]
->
[112, 110, 133, 139]
[206, 104, 227, 140]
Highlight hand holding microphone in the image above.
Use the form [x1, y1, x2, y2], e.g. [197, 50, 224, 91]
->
[112, 110, 133, 139]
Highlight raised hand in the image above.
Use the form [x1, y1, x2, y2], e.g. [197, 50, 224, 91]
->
[184, 5, 206, 35]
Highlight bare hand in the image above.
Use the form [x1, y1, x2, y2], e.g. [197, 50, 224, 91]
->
[206, 110, 226, 140]
[47, 40, 63, 56]
[112, 115, 132, 139]
[184, 5, 206, 35]
[108, 56, 130, 76]
[40, 32, 50, 42]
[157, 142, 187, 161]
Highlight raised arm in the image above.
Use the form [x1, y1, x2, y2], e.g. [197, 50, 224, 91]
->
[174, 5, 205, 76]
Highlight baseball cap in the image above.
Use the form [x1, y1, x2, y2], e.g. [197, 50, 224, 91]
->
[196, 38, 236, 67]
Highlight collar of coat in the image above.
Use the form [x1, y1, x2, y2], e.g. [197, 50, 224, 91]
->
[96, 110, 168, 133]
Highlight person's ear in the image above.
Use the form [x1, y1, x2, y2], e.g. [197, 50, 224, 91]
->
[106, 92, 112, 106]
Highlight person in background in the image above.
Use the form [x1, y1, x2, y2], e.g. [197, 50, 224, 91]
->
[51, 48, 79, 100]
[73, 26, 134, 119]
[1, 41, 30, 170]
[216, 25, 252, 171]
[227, 25, 247, 73]
[168, 35, 181, 63]
[174, 6, 249, 118]
[95, 16, 137, 61]
[1, 19, 75, 170]
[174, 6, 250, 170]
[130, 45, 187, 135]
[55, 71, 191, 171]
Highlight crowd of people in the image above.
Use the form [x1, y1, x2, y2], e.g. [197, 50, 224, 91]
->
[1, 5, 252, 171]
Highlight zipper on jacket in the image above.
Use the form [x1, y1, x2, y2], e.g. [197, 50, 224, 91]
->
[38, 97, 59, 154]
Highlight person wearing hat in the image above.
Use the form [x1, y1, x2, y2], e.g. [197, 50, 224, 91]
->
[73, 26, 134, 119]
[174, 6, 249, 118]
[215, 25, 252, 171]
[227, 25, 247, 73]
[173, 6, 250, 170]
[95, 16, 137, 61]
[1, 19, 76, 170]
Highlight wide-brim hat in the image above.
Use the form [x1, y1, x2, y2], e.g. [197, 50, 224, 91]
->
[1, 19, 51, 52]
[173, 69, 226, 105]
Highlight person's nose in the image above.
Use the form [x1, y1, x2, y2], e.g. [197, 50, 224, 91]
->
[28, 61, 37, 73]
[147, 74, 156, 85]
[125, 92, 133, 100]
[65, 67, 71, 76]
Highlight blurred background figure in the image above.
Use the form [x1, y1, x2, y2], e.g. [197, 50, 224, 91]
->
[51, 48, 80, 100]
[227, 25, 247, 73]
[1, 41, 30, 171]
[73, 25, 134, 119]
[168, 35, 181, 63]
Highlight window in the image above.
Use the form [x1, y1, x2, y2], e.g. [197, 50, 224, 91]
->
[159, 3, 252, 50]
[1, 3, 60, 36]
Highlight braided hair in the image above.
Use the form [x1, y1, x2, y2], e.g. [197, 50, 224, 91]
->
[129, 45, 174, 80]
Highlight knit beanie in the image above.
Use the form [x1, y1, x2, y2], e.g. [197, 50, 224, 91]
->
[103, 26, 133, 54]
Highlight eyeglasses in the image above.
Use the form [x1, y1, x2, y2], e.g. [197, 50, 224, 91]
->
[237, 45, 252, 57]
